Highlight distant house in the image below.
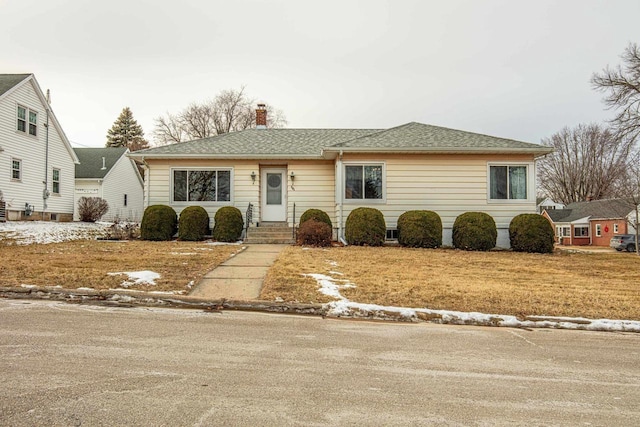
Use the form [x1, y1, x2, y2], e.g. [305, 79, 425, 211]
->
[129, 105, 552, 247]
[73, 147, 144, 222]
[543, 198, 637, 246]
[0, 74, 79, 221]
[536, 196, 564, 213]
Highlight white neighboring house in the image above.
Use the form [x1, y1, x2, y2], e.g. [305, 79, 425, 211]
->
[73, 147, 144, 222]
[537, 197, 564, 213]
[0, 74, 79, 221]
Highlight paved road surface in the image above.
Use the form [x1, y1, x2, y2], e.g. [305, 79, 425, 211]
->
[0, 300, 638, 426]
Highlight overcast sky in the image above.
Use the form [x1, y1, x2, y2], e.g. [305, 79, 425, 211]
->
[3, 0, 640, 148]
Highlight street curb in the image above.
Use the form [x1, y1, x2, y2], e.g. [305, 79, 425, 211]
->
[1, 286, 638, 333]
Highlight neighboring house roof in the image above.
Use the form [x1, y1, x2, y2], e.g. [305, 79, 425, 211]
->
[129, 122, 551, 160]
[0, 74, 30, 97]
[0, 73, 79, 164]
[74, 147, 128, 179]
[546, 198, 637, 223]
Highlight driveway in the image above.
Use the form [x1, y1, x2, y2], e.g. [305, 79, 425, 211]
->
[0, 300, 638, 425]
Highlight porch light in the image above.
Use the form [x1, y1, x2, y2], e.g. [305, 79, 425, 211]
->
[290, 171, 295, 182]
[251, 171, 256, 183]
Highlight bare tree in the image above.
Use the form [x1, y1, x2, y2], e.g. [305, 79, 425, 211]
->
[592, 43, 640, 142]
[537, 123, 634, 205]
[153, 87, 287, 146]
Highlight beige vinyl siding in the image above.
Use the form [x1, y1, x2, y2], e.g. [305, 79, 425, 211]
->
[286, 160, 335, 225]
[144, 159, 259, 226]
[339, 153, 538, 247]
[0, 79, 75, 218]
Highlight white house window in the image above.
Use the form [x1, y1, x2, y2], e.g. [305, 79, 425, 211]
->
[614, 223, 619, 233]
[595, 224, 602, 237]
[124, 194, 128, 207]
[489, 165, 527, 200]
[173, 169, 231, 202]
[345, 164, 383, 200]
[17, 106, 37, 136]
[52, 169, 60, 194]
[574, 226, 589, 237]
[11, 158, 22, 180]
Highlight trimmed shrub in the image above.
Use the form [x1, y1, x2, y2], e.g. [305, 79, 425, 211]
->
[78, 197, 109, 222]
[397, 210, 442, 248]
[212, 206, 243, 242]
[509, 214, 555, 253]
[297, 219, 332, 247]
[178, 206, 210, 241]
[345, 207, 386, 246]
[452, 212, 497, 251]
[140, 205, 177, 241]
[299, 209, 332, 228]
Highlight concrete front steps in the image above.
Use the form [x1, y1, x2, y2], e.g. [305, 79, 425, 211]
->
[244, 222, 295, 244]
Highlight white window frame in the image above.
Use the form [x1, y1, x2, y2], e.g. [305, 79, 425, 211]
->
[595, 224, 602, 237]
[614, 223, 619, 234]
[574, 226, 589, 237]
[11, 158, 22, 181]
[17, 105, 37, 136]
[487, 162, 534, 203]
[342, 162, 386, 204]
[52, 168, 60, 194]
[170, 167, 234, 205]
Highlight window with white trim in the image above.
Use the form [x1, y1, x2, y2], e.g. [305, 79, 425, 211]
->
[595, 224, 602, 237]
[17, 105, 37, 136]
[489, 165, 527, 200]
[574, 226, 589, 237]
[172, 169, 231, 202]
[344, 164, 383, 200]
[11, 158, 22, 180]
[52, 168, 60, 194]
[614, 223, 619, 233]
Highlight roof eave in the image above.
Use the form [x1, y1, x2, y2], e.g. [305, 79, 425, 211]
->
[127, 153, 326, 160]
[322, 147, 554, 156]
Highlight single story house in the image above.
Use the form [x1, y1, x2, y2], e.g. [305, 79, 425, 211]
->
[0, 74, 79, 221]
[543, 198, 638, 246]
[129, 106, 552, 247]
[74, 147, 144, 222]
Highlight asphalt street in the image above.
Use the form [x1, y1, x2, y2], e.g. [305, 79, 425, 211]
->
[0, 300, 638, 426]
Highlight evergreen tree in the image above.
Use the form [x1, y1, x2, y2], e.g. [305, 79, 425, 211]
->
[106, 107, 150, 151]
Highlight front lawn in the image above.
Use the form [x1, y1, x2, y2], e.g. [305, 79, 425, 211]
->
[260, 246, 640, 321]
[0, 240, 240, 293]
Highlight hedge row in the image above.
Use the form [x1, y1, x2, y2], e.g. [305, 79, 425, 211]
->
[141, 205, 243, 242]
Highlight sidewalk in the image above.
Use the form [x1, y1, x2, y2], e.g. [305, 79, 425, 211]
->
[188, 244, 288, 300]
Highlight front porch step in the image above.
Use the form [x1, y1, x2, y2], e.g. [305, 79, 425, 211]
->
[245, 225, 295, 244]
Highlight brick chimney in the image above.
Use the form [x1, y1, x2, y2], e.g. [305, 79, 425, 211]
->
[256, 103, 267, 129]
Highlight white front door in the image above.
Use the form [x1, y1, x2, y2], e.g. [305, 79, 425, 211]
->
[261, 168, 287, 222]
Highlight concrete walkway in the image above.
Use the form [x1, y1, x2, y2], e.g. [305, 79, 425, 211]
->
[188, 244, 288, 300]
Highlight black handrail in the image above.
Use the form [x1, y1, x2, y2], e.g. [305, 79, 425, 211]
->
[292, 202, 296, 240]
[245, 203, 253, 237]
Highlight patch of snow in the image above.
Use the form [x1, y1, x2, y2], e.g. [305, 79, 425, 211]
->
[328, 271, 344, 276]
[206, 241, 243, 246]
[0, 221, 109, 245]
[76, 287, 94, 291]
[170, 252, 198, 256]
[107, 270, 160, 287]
[326, 260, 339, 267]
[109, 294, 136, 303]
[20, 284, 38, 289]
[305, 263, 640, 333]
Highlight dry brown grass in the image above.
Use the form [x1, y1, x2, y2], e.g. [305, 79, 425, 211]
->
[261, 246, 640, 320]
[0, 240, 240, 293]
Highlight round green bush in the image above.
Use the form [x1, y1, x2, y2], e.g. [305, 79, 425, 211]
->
[452, 212, 497, 251]
[509, 214, 555, 253]
[299, 208, 332, 228]
[212, 206, 244, 242]
[178, 206, 210, 241]
[397, 210, 442, 248]
[140, 205, 177, 241]
[345, 207, 386, 246]
[297, 219, 332, 247]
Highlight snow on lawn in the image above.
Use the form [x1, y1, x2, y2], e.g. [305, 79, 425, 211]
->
[0, 221, 109, 245]
[107, 270, 160, 288]
[304, 263, 640, 333]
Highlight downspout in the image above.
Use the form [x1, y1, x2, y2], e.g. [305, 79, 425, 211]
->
[337, 150, 347, 245]
[43, 89, 51, 216]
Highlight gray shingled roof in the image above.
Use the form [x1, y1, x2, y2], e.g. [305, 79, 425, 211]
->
[0, 74, 30, 97]
[74, 147, 128, 179]
[546, 198, 637, 223]
[327, 122, 551, 153]
[130, 122, 551, 159]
